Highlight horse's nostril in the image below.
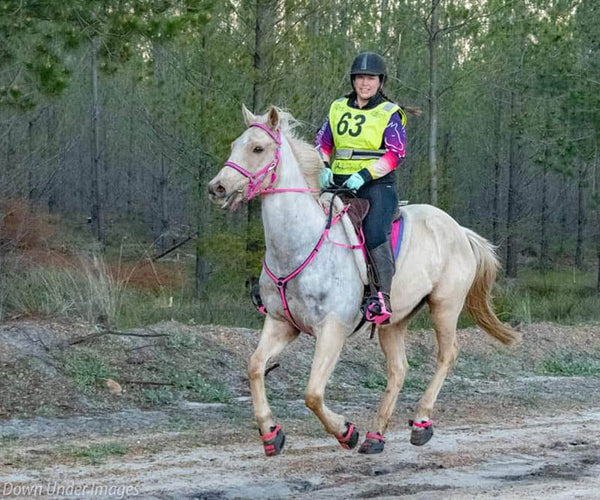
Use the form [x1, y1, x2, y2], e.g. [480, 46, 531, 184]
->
[208, 182, 226, 198]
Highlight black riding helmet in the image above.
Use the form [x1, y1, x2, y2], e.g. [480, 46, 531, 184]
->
[350, 52, 387, 87]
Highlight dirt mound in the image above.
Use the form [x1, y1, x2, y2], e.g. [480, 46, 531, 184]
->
[0, 319, 598, 422]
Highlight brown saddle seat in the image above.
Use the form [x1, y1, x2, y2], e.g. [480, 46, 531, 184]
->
[340, 197, 401, 235]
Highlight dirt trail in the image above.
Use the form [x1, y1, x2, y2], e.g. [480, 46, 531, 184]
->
[0, 405, 598, 499]
[0, 320, 599, 498]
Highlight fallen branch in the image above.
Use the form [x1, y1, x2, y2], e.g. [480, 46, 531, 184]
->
[119, 380, 173, 386]
[153, 235, 194, 261]
[264, 363, 280, 377]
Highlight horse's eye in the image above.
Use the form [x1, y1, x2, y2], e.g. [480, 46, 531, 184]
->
[253, 146, 264, 153]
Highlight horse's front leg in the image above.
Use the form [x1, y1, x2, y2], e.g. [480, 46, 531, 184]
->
[248, 315, 299, 456]
[305, 317, 359, 450]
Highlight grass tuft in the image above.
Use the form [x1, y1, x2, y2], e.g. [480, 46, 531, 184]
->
[63, 351, 117, 392]
[537, 350, 600, 377]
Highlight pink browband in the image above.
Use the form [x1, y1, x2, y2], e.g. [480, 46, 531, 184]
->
[223, 122, 318, 200]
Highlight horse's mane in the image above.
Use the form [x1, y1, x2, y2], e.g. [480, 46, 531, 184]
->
[257, 108, 324, 194]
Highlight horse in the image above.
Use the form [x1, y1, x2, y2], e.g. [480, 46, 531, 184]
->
[207, 105, 521, 456]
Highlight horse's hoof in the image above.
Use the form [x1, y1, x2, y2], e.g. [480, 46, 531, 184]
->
[358, 431, 385, 454]
[336, 422, 359, 450]
[261, 425, 285, 456]
[409, 419, 433, 446]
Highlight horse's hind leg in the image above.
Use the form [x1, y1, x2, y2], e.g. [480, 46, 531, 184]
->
[411, 297, 461, 446]
[358, 320, 409, 454]
[248, 315, 299, 455]
[305, 318, 358, 449]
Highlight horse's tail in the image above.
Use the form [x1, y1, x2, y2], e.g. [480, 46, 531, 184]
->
[463, 228, 522, 346]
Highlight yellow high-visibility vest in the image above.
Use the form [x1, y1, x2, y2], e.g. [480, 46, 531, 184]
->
[329, 97, 403, 175]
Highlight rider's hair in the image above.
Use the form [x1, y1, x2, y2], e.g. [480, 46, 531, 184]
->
[345, 89, 422, 117]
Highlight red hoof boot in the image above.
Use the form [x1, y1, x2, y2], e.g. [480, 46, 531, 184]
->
[358, 431, 385, 454]
[336, 422, 359, 450]
[409, 419, 433, 446]
[260, 425, 285, 456]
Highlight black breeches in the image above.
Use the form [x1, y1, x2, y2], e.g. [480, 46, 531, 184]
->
[358, 181, 398, 249]
[333, 174, 398, 250]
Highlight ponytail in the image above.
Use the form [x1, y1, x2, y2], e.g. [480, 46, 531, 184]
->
[379, 90, 422, 117]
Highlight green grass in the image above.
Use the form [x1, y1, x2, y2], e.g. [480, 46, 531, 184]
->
[537, 350, 600, 377]
[495, 268, 600, 325]
[142, 388, 176, 405]
[1, 256, 123, 325]
[63, 351, 118, 393]
[62, 443, 128, 465]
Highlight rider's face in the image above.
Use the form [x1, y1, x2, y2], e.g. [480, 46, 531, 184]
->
[354, 74, 380, 102]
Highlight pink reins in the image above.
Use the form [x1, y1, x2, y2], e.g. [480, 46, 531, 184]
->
[223, 122, 363, 333]
[263, 206, 349, 332]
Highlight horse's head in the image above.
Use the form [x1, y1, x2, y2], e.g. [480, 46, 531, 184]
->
[208, 105, 283, 211]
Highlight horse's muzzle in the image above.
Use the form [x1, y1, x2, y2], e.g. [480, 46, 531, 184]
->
[207, 179, 226, 200]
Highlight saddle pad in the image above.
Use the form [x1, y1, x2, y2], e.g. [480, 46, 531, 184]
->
[391, 216, 405, 261]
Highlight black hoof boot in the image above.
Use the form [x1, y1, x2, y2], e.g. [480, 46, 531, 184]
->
[336, 422, 360, 450]
[261, 425, 285, 456]
[409, 419, 433, 446]
[358, 431, 385, 454]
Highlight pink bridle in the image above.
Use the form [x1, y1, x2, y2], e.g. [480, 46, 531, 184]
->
[223, 121, 363, 333]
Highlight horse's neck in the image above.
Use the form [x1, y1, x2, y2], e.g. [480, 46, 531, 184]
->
[261, 136, 324, 271]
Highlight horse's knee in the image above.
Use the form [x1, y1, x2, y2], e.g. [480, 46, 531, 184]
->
[248, 354, 264, 381]
[305, 392, 323, 411]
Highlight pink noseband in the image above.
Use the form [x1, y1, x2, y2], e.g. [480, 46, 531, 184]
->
[223, 122, 282, 201]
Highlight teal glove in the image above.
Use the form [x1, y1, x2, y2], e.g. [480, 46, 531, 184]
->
[345, 172, 366, 191]
[320, 167, 333, 189]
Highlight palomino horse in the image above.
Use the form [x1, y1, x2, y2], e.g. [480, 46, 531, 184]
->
[208, 105, 521, 456]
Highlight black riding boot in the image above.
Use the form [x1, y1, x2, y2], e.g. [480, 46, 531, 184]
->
[365, 241, 395, 324]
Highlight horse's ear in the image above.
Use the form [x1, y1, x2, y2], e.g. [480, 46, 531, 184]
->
[267, 106, 280, 131]
[242, 104, 255, 127]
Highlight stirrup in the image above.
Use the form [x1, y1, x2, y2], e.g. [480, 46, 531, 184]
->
[364, 292, 391, 325]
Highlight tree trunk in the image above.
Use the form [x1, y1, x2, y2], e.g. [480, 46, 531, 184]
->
[539, 108, 551, 272]
[505, 91, 519, 278]
[90, 37, 103, 244]
[127, 81, 135, 217]
[492, 96, 502, 245]
[154, 42, 169, 254]
[246, 0, 273, 288]
[195, 33, 211, 299]
[428, 0, 440, 206]
[593, 152, 600, 293]
[575, 159, 587, 270]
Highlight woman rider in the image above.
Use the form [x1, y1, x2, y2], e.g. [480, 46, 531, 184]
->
[315, 52, 406, 325]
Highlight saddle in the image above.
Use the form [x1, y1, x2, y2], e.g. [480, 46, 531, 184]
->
[341, 197, 370, 234]
[341, 196, 402, 234]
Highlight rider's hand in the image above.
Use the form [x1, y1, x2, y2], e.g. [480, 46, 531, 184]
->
[345, 169, 371, 191]
[320, 164, 334, 189]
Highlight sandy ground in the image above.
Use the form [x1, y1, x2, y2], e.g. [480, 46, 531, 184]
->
[0, 321, 599, 498]
[0, 384, 598, 499]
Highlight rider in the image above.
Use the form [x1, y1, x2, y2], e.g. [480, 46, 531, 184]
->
[315, 52, 407, 324]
